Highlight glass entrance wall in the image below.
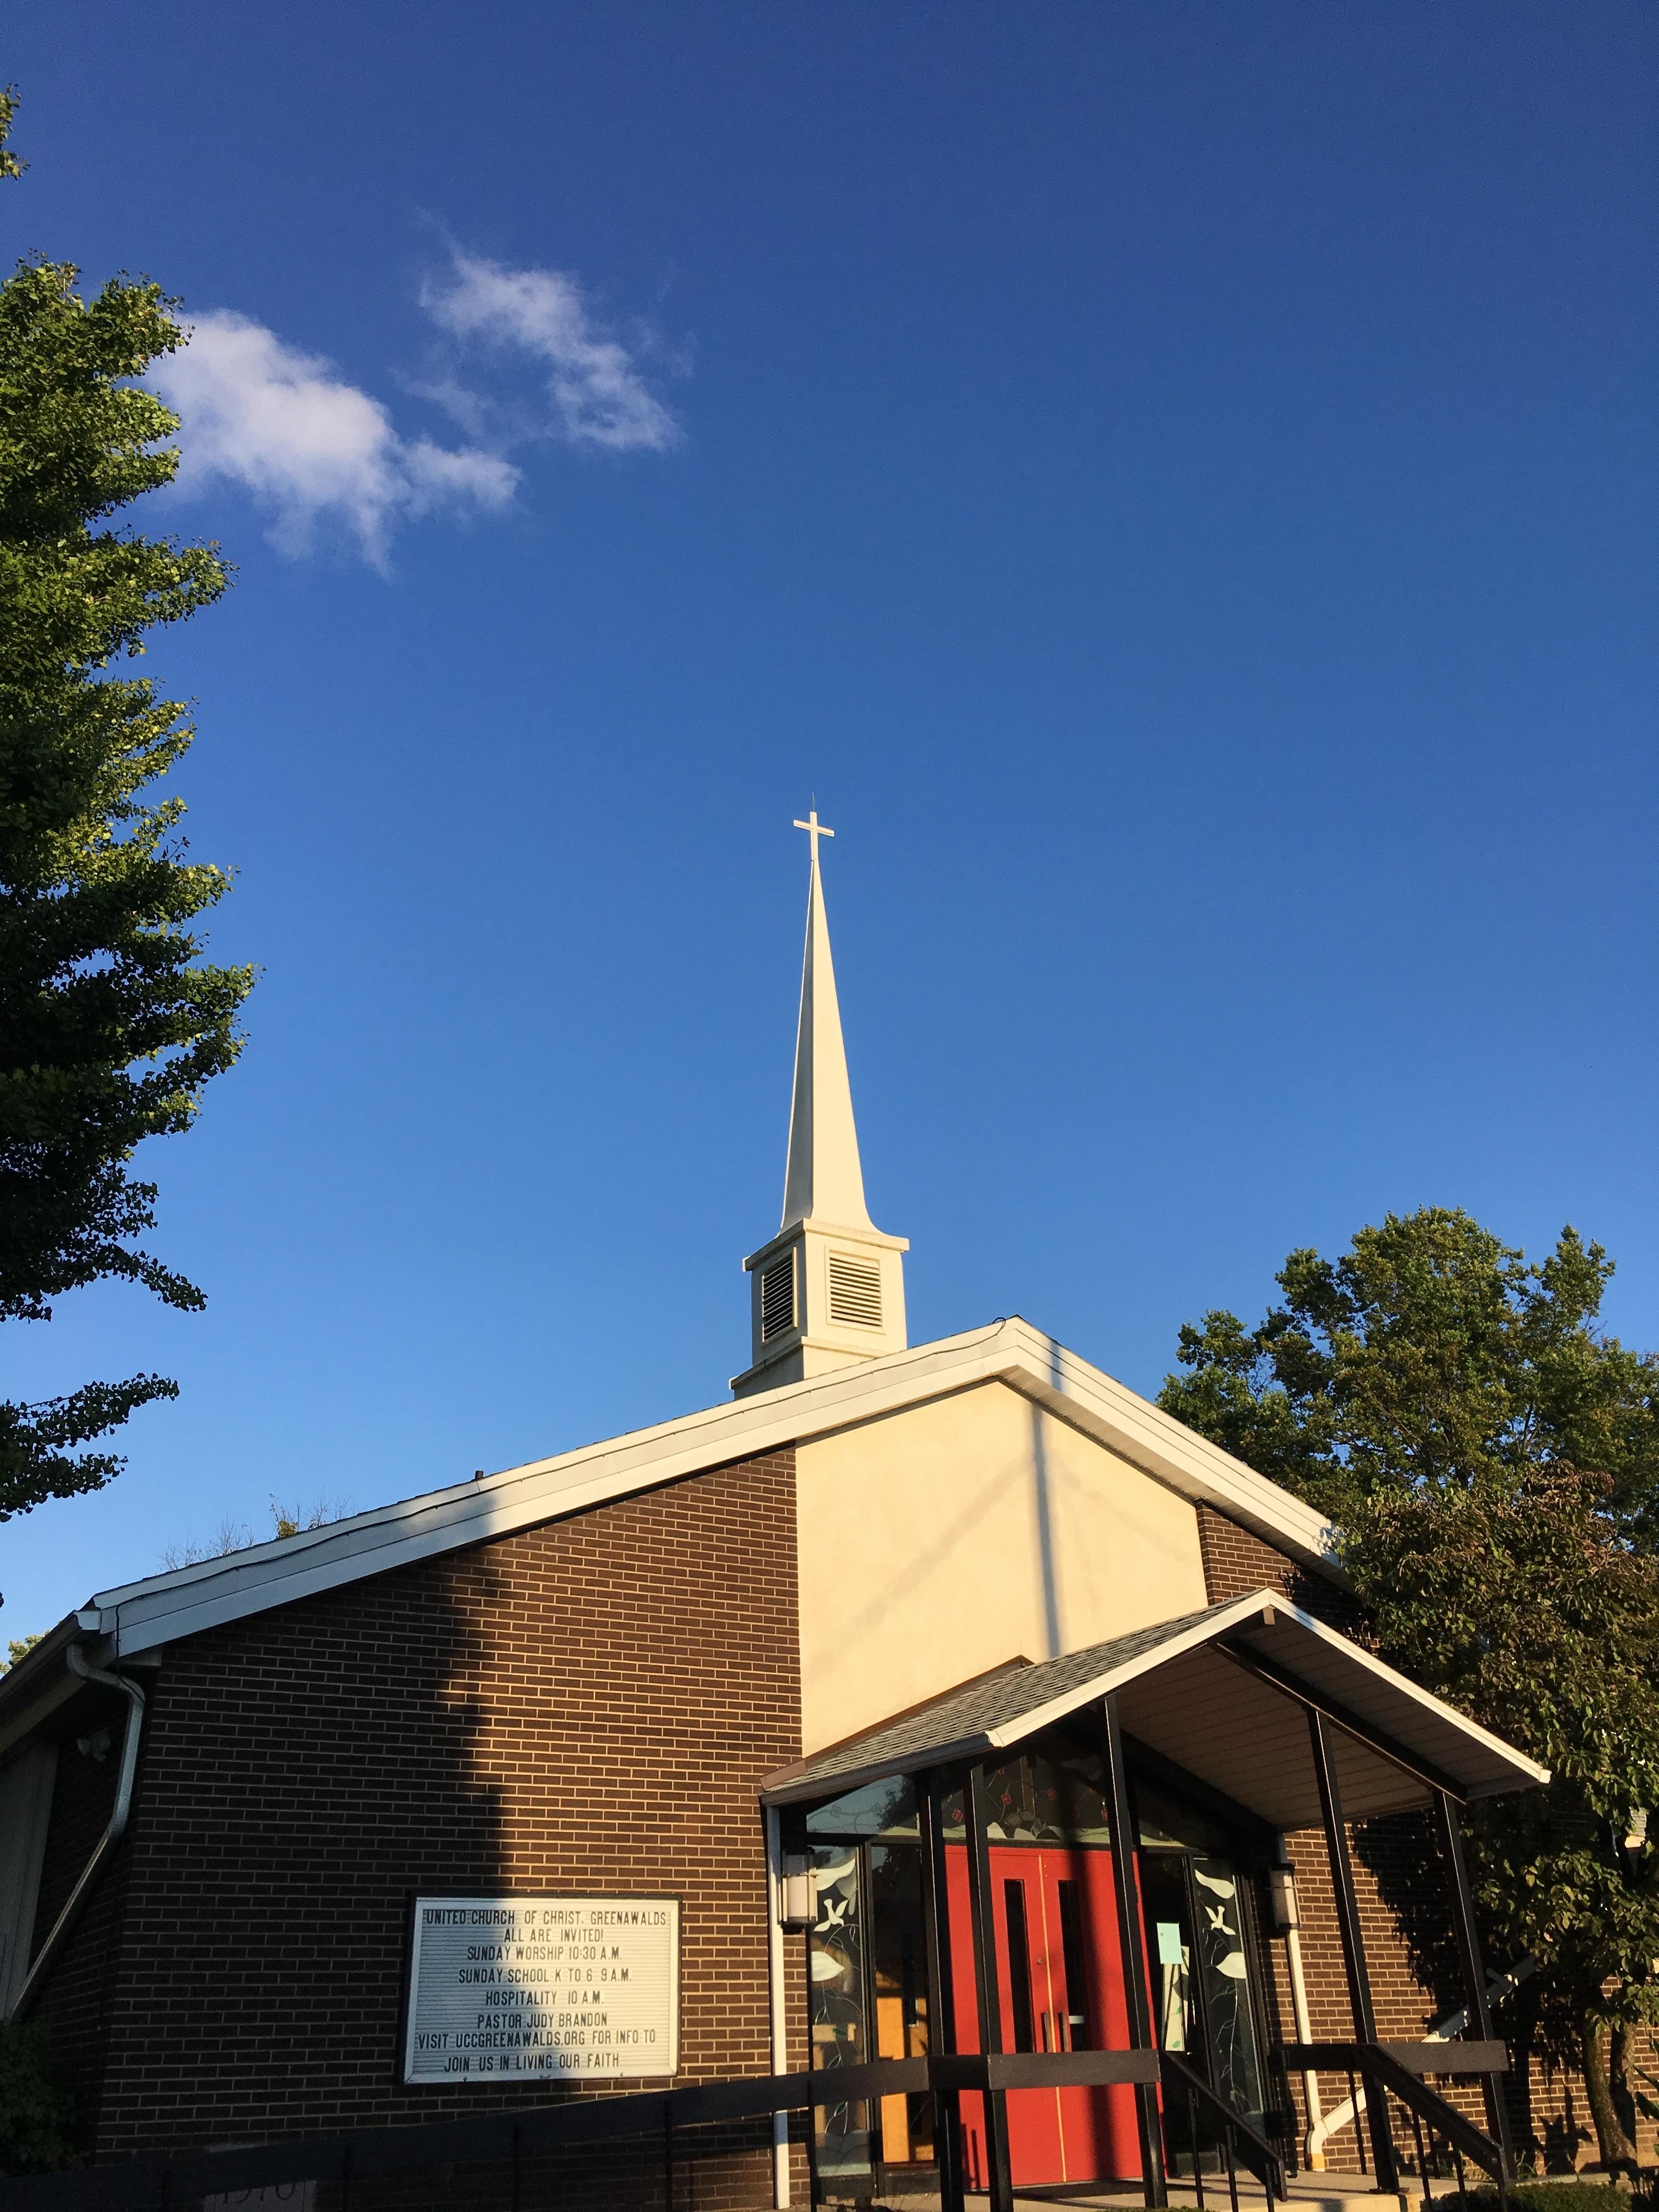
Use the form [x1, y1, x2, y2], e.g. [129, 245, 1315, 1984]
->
[790, 1728, 1280, 2205]
[1189, 1854, 1266, 2124]
[1136, 1775, 1272, 2172]
[869, 1846, 934, 2168]
[802, 1777, 934, 2204]
[808, 1842, 867, 2190]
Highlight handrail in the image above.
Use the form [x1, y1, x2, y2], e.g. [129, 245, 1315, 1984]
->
[0, 2048, 1164, 2210]
[1280, 2041, 1510, 2185]
[935, 2049, 1162, 2092]
[1281, 2039, 1508, 2080]
[1160, 2050, 1286, 2198]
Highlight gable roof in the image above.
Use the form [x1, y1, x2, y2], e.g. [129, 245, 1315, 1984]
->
[761, 1589, 1550, 1826]
[71, 1316, 1338, 1660]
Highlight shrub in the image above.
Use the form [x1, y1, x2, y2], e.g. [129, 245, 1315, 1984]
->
[0, 2023, 78, 2174]
[1447, 2187, 1637, 2212]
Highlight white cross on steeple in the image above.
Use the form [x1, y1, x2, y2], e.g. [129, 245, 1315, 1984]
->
[792, 809, 834, 866]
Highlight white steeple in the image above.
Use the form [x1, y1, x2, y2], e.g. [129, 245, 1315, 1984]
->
[731, 813, 909, 1398]
[781, 810, 873, 1233]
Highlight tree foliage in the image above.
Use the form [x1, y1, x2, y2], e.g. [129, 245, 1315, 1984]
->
[1159, 1209, 1659, 1527]
[0, 91, 253, 1519]
[1160, 1207, 1659, 2169]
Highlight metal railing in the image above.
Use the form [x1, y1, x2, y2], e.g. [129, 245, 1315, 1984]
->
[0, 2047, 1164, 2211]
[1, 2040, 1507, 2209]
[1281, 2039, 1511, 2202]
[1160, 2050, 1286, 2211]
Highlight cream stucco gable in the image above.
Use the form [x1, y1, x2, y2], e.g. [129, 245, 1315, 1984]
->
[795, 1378, 1209, 1753]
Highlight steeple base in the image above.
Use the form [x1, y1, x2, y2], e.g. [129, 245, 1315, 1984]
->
[731, 1218, 909, 1400]
[730, 1334, 889, 1400]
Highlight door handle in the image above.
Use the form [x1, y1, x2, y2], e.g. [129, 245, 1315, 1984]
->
[1040, 2011, 1051, 2052]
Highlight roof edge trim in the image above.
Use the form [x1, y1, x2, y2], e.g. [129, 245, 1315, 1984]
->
[81, 1319, 1341, 1656]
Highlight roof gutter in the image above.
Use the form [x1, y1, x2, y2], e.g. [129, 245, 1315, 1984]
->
[8, 1644, 146, 2022]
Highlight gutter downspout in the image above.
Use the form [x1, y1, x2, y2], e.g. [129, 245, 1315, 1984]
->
[8, 1645, 145, 2021]
[1278, 1834, 1327, 2169]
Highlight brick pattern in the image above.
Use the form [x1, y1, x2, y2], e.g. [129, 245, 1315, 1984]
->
[1194, 1505, 1365, 1635]
[44, 1449, 800, 2210]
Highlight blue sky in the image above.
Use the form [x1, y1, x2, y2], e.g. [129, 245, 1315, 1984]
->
[4, 1, 1655, 1633]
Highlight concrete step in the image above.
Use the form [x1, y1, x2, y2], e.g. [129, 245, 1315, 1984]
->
[1024, 2180, 1412, 2212]
[867, 2177, 1475, 2212]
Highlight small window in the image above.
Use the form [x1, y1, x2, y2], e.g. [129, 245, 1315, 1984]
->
[827, 1252, 882, 1329]
[760, 1255, 796, 1342]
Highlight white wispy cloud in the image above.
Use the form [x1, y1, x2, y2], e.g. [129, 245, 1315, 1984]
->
[151, 255, 685, 566]
[420, 254, 682, 454]
[151, 312, 520, 567]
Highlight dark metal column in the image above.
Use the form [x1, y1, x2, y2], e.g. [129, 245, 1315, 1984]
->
[1432, 1789, 1515, 2186]
[1306, 1707, 1398, 2189]
[919, 1768, 966, 2212]
[964, 1760, 1015, 2212]
[1101, 1695, 1169, 2208]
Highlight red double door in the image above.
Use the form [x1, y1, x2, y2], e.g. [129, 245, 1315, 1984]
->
[946, 1842, 1144, 2192]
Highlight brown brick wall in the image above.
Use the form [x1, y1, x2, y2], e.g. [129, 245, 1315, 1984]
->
[41, 1449, 800, 2207]
[1194, 1505, 1364, 1635]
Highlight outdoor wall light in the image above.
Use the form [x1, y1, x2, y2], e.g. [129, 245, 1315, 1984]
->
[1266, 1863, 1301, 1935]
[780, 1854, 817, 1931]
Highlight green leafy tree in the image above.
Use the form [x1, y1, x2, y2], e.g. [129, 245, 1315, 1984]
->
[1159, 1209, 1658, 1528]
[1160, 1208, 1659, 2170]
[1344, 1472, 1659, 2171]
[0, 91, 253, 1520]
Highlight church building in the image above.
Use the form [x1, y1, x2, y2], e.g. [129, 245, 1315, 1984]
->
[0, 819, 1554, 2210]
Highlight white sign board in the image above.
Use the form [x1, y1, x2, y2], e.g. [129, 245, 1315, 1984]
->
[404, 1895, 680, 2085]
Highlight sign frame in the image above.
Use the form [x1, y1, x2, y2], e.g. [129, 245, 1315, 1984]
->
[402, 1892, 681, 2088]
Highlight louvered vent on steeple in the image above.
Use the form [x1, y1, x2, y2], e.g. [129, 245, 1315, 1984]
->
[827, 1252, 882, 1329]
[759, 1255, 797, 1342]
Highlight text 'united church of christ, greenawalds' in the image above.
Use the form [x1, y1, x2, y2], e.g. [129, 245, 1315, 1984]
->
[404, 1897, 681, 2082]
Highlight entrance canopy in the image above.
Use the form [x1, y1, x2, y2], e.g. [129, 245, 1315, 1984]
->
[762, 1590, 1548, 1828]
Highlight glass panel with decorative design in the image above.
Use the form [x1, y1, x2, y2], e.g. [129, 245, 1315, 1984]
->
[809, 1843, 872, 2188]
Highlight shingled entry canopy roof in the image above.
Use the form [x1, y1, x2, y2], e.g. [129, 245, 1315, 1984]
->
[761, 1588, 1549, 1827]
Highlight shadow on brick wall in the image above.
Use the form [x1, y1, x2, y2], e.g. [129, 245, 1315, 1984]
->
[43, 1453, 800, 2212]
[89, 1542, 510, 2155]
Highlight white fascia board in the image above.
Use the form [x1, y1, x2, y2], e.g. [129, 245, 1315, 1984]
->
[85, 1323, 1014, 1652]
[83, 1318, 1343, 1657]
[980, 1589, 1283, 1750]
[1241, 1599, 1553, 1794]
[988, 1589, 1549, 1795]
[986, 1321, 1338, 1572]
